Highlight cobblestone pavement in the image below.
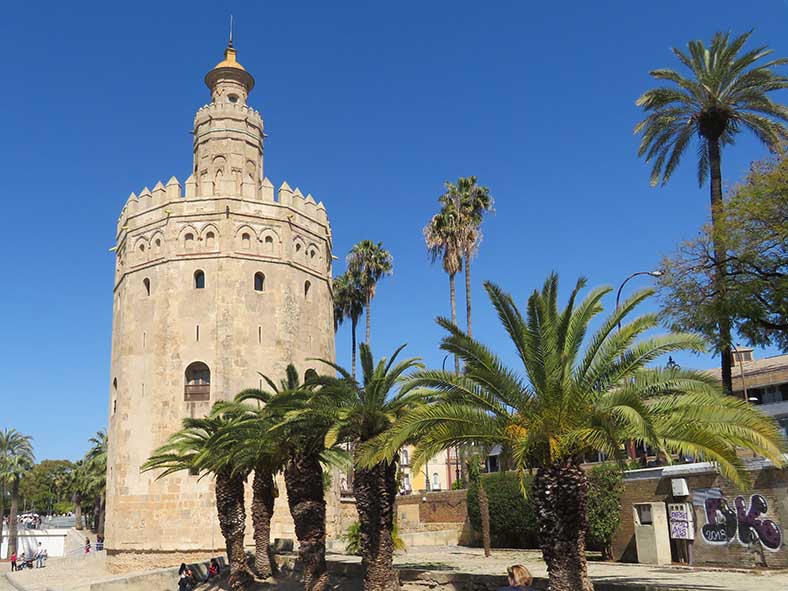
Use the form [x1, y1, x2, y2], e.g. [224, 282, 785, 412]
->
[373, 546, 788, 590]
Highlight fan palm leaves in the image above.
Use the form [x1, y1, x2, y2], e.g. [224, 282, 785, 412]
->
[333, 271, 366, 378]
[439, 176, 493, 338]
[300, 344, 423, 591]
[347, 240, 393, 346]
[142, 412, 252, 590]
[0, 429, 34, 558]
[368, 274, 784, 591]
[635, 31, 788, 394]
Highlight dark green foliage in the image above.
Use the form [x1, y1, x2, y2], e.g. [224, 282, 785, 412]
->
[466, 467, 624, 552]
[466, 472, 537, 548]
[585, 464, 624, 559]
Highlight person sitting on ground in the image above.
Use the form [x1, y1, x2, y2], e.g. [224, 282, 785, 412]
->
[498, 564, 534, 591]
[206, 558, 220, 580]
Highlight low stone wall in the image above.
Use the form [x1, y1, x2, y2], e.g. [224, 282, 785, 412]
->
[92, 556, 225, 591]
[105, 548, 219, 574]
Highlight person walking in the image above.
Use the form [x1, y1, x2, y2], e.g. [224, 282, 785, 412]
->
[84, 538, 91, 555]
[10, 551, 17, 572]
[35, 543, 44, 568]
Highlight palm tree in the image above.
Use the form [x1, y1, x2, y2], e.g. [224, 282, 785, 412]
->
[305, 344, 422, 591]
[373, 274, 785, 591]
[424, 201, 463, 373]
[347, 240, 393, 346]
[333, 271, 366, 378]
[0, 429, 34, 559]
[635, 31, 788, 394]
[212, 390, 288, 580]
[440, 177, 493, 338]
[142, 413, 252, 590]
[85, 430, 107, 536]
[240, 365, 334, 591]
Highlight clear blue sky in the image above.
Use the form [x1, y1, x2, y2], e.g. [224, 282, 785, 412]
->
[2, 1, 787, 461]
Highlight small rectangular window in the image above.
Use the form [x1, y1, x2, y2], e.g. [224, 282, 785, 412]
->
[258, 326, 262, 344]
[196, 325, 200, 342]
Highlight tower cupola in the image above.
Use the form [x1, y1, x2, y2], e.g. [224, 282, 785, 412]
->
[204, 42, 255, 105]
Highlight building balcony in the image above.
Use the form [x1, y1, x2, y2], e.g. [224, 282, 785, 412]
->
[185, 383, 211, 401]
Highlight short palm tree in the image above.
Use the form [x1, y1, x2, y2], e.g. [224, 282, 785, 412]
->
[347, 240, 393, 346]
[0, 429, 34, 558]
[424, 200, 463, 373]
[635, 31, 788, 394]
[334, 271, 366, 378]
[374, 274, 785, 591]
[307, 344, 423, 591]
[241, 365, 334, 591]
[212, 390, 289, 580]
[440, 176, 493, 338]
[142, 413, 252, 590]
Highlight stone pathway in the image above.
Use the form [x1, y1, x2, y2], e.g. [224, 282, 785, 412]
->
[5, 553, 108, 591]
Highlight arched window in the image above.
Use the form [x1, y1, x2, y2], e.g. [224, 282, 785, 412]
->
[205, 231, 215, 250]
[254, 272, 265, 292]
[304, 280, 311, 300]
[185, 362, 211, 401]
[242, 233, 251, 250]
[143, 278, 150, 296]
[139, 243, 145, 254]
[304, 368, 318, 382]
[309, 248, 317, 259]
[295, 242, 302, 253]
[184, 233, 194, 250]
[264, 235, 274, 253]
[194, 270, 205, 289]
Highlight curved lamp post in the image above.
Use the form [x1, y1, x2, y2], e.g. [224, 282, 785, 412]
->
[616, 270, 663, 331]
[616, 270, 663, 460]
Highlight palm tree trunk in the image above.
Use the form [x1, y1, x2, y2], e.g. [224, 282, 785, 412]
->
[450, 273, 460, 373]
[351, 316, 358, 379]
[251, 468, 277, 579]
[8, 476, 20, 558]
[365, 293, 372, 346]
[215, 470, 252, 591]
[708, 138, 733, 395]
[353, 461, 400, 591]
[284, 453, 328, 591]
[0, 479, 5, 558]
[74, 493, 83, 530]
[478, 479, 492, 557]
[533, 460, 593, 591]
[98, 493, 106, 537]
[465, 255, 472, 337]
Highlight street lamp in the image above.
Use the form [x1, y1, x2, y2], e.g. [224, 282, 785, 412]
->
[615, 270, 663, 331]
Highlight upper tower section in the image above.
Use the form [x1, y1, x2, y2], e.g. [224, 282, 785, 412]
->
[194, 40, 264, 195]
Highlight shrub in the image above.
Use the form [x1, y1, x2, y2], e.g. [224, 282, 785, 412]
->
[586, 463, 624, 559]
[343, 521, 406, 555]
[467, 472, 537, 548]
[466, 465, 624, 552]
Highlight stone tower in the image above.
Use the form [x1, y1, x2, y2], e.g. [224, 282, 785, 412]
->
[105, 41, 337, 571]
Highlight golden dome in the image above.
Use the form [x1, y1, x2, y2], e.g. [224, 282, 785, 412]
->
[213, 46, 246, 71]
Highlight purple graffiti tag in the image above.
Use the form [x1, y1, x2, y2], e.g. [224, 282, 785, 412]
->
[701, 497, 737, 545]
[734, 494, 783, 551]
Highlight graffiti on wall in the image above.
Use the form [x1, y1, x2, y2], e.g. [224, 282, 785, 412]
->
[693, 488, 783, 551]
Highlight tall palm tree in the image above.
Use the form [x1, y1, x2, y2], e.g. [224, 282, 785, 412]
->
[240, 366, 334, 591]
[0, 429, 34, 559]
[142, 413, 252, 590]
[372, 274, 785, 591]
[347, 240, 393, 346]
[333, 271, 366, 378]
[635, 31, 788, 394]
[85, 430, 107, 536]
[424, 201, 463, 373]
[212, 390, 289, 580]
[305, 344, 423, 591]
[440, 176, 493, 338]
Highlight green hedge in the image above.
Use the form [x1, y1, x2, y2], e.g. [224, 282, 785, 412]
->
[466, 465, 623, 551]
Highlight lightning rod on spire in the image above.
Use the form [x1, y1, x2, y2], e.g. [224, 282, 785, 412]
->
[229, 14, 234, 47]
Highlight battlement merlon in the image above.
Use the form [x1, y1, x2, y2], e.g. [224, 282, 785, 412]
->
[116, 176, 331, 239]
